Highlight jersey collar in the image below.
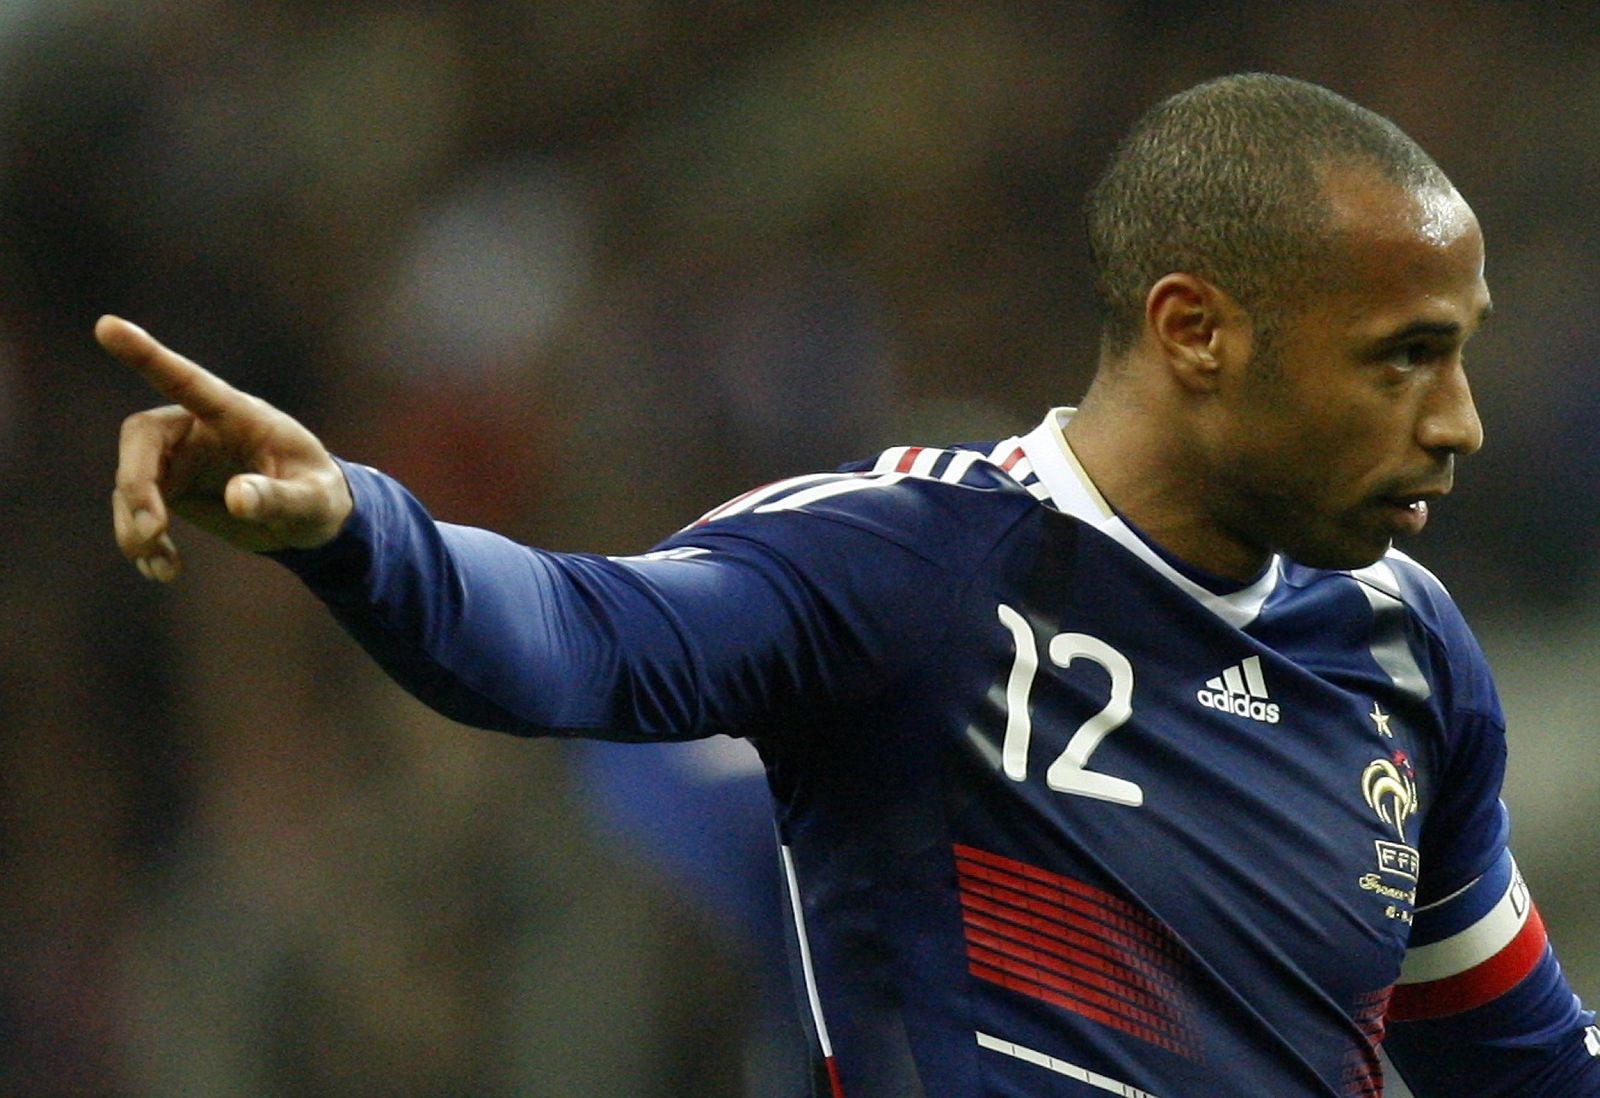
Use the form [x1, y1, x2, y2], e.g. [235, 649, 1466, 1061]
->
[1017, 408, 1281, 629]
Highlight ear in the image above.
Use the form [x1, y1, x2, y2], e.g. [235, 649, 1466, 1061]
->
[1144, 273, 1250, 393]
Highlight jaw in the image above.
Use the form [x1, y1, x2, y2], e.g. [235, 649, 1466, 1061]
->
[1206, 482, 1408, 574]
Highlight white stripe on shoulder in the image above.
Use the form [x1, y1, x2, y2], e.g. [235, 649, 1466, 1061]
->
[686, 472, 844, 528]
[940, 450, 983, 483]
[908, 447, 942, 477]
[695, 442, 1011, 531]
[872, 446, 914, 474]
[987, 438, 1024, 465]
[1349, 558, 1433, 702]
[872, 443, 1015, 487]
[753, 473, 907, 515]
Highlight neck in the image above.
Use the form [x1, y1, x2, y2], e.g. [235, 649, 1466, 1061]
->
[1063, 377, 1270, 583]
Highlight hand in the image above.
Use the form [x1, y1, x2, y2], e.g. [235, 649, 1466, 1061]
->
[102, 316, 353, 581]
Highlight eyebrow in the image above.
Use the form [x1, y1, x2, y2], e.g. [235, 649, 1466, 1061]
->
[1378, 302, 1494, 344]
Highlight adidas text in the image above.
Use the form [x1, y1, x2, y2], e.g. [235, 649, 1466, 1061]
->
[1196, 689, 1280, 723]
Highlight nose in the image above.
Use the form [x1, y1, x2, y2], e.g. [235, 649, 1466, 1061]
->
[1416, 358, 1484, 456]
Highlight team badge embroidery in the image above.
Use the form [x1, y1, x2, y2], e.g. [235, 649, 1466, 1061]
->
[1358, 750, 1421, 923]
[1361, 751, 1418, 841]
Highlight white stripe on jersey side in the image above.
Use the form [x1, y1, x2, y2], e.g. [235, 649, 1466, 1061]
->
[781, 844, 835, 1060]
[975, 1032, 1161, 1098]
[1398, 857, 1531, 984]
[753, 473, 906, 515]
[1350, 558, 1403, 599]
[1378, 1047, 1419, 1098]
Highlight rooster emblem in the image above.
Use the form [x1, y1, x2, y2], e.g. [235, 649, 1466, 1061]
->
[1361, 754, 1418, 841]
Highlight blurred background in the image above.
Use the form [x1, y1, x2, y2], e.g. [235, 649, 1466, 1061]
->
[1, 2, 1597, 1094]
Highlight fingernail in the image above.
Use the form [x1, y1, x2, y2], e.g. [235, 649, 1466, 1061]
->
[236, 478, 261, 516]
[136, 557, 153, 580]
[149, 556, 176, 583]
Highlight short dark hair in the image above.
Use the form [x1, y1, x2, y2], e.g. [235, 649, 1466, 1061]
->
[1086, 73, 1451, 355]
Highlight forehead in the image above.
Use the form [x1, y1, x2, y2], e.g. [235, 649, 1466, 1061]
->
[1307, 170, 1491, 335]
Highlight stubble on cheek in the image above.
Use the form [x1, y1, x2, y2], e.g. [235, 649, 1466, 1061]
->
[1210, 451, 1390, 571]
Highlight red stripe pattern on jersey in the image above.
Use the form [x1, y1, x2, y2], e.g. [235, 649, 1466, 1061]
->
[1341, 987, 1391, 1097]
[954, 844, 1199, 1060]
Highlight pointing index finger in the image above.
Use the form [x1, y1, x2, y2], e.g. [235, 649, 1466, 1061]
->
[96, 315, 243, 419]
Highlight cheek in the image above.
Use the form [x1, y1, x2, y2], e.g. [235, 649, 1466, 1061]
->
[1284, 381, 1408, 468]
[1233, 415, 1385, 510]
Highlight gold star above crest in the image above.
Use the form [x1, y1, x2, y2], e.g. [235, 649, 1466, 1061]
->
[1369, 701, 1393, 738]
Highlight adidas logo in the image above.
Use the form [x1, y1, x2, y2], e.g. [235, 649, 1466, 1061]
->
[1197, 655, 1281, 724]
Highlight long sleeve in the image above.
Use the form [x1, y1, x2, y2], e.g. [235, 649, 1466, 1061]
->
[1384, 839, 1600, 1094]
[270, 460, 987, 743]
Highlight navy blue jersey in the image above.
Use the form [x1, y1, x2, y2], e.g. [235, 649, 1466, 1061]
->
[278, 410, 1600, 1096]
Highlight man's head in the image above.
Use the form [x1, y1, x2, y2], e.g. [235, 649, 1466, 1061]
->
[1086, 73, 1451, 358]
[1069, 74, 1490, 579]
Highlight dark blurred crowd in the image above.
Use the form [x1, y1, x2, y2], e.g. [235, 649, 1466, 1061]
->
[2, 3, 1598, 1094]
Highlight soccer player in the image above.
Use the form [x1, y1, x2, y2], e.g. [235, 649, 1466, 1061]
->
[107, 74, 1600, 1096]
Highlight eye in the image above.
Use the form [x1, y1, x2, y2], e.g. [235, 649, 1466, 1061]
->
[1396, 342, 1433, 367]
[1387, 341, 1452, 371]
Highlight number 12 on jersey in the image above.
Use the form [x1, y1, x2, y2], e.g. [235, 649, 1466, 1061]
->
[996, 603, 1144, 807]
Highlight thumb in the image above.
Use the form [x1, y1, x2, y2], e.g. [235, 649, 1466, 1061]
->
[225, 472, 343, 544]
[226, 474, 276, 521]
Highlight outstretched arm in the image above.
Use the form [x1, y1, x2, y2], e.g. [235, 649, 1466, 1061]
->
[101, 317, 968, 742]
[101, 315, 352, 580]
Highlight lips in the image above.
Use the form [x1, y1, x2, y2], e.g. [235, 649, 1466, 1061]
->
[1376, 491, 1444, 536]
[1387, 498, 1429, 535]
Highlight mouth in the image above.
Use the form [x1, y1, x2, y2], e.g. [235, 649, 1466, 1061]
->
[1387, 498, 1429, 535]
[1375, 488, 1447, 536]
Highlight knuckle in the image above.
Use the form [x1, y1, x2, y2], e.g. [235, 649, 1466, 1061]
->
[119, 404, 182, 439]
[118, 410, 150, 443]
[112, 469, 143, 496]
